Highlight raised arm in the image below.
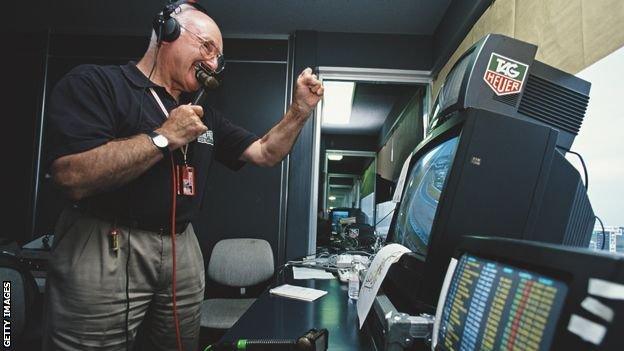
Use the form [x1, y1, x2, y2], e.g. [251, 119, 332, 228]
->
[240, 68, 324, 167]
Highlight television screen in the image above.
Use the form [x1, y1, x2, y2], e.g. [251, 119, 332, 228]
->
[331, 210, 350, 233]
[437, 253, 568, 351]
[393, 136, 460, 255]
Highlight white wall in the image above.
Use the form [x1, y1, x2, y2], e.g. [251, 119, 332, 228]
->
[570, 46, 624, 227]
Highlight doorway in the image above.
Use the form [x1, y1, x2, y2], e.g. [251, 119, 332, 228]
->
[309, 67, 431, 251]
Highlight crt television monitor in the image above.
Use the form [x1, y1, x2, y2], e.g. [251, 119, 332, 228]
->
[433, 236, 624, 351]
[392, 136, 460, 256]
[427, 34, 591, 151]
[383, 107, 594, 310]
[427, 47, 477, 134]
[381, 33, 595, 310]
[330, 209, 350, 233]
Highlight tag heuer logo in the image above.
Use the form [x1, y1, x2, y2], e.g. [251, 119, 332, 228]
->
[197, 130, 214, 145]
[483, 53, 529, 96]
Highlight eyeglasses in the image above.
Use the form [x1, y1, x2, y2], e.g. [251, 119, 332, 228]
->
[179, 24, 225, 74]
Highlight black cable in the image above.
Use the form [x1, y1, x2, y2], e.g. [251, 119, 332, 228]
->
[557, 147, 589, 191]
[568, 149, 589, 191]
[274, 260, 304, 284]
[595, 215, 607, 251]
[344, 236, 359, 249]
[374, 208, 395, 227]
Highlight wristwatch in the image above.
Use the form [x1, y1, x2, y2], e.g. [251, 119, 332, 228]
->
[148, 131, 169, 156]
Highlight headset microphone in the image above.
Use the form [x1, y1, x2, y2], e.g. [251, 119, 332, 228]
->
[193, 64, 220, 105]
[195, 64, 220, 90]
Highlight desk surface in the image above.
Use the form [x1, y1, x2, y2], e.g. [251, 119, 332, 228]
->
[222, 271, 376, 351]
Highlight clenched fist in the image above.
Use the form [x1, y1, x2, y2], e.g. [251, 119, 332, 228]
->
[292, 67, 324, 116]
[156, 105, 207, 150]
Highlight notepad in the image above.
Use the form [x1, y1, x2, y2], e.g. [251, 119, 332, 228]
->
[269, 284, 328, 301]
[292, 267, 335, 280]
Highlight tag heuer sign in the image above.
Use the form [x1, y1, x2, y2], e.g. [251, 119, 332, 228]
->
[483, 53, 529, 96]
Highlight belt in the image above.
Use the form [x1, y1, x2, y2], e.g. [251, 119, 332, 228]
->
[117, 218, 189, 235]
[71, 205, 189, 235]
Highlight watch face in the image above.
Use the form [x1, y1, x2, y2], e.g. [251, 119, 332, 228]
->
[153, 134, 169, 148]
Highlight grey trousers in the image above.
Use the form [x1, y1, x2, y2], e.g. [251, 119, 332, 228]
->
[42, 208, 206, 351]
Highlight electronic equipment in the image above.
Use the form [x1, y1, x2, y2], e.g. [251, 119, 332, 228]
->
[152, 0, 210, 43]
[209, 328, 329, 351]
[428, 33, 590, 151]
[193, 64, 220, 104]
[383, 34, 595, 309]
[336, 254, 354, 268]
[433, 236, 624, 350]
[334, 254, 371, 270]
[344, 223, 376, 246]
[339, 217, 356, 226]
[330, 208, 368, 234]
[153, 0, 222, 97]
[330, 209, 350, 233]
[370, 294, 435, 351]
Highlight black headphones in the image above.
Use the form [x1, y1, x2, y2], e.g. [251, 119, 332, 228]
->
[152, 0, 210, 43]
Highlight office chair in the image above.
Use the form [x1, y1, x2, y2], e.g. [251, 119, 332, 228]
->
[200, 238, 274, 330]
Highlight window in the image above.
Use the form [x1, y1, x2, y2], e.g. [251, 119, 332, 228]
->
[572, 46, 624, 253]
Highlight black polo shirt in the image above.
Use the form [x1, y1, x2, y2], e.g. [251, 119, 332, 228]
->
[46, 62, 259, 230]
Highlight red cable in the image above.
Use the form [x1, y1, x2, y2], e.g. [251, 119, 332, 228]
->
[170, 155, 183, 351]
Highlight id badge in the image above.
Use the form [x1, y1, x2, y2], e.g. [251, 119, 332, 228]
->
[176, 165, 196, 196]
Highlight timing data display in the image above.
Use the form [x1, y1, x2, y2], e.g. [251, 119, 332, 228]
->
[393, 136, 459, 255]
[438, 254, 567, 351]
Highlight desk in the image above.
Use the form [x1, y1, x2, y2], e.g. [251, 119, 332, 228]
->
[221, 269, 376, 350]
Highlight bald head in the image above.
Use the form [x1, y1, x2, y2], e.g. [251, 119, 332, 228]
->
[147, 3, 221, 51]
[176, 4, 218, 31]
[138, 3, 224, 97]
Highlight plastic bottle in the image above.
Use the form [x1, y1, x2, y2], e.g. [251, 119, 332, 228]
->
[348, 267, 360, 300]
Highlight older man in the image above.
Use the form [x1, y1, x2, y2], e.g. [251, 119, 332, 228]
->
[42, 1, 323, 350]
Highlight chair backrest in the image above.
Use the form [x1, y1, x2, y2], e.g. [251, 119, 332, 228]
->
[208, 238, 274, 287]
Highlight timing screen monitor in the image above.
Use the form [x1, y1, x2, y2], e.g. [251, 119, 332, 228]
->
[393, 136, 460, 255]
[331, 210, 350, 233]
[436, 254, 568, 351]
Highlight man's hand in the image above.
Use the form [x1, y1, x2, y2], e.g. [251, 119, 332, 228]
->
[240, 68, 324, 167]
[156, 105, 207, 150]
[292, 68, 324, 116]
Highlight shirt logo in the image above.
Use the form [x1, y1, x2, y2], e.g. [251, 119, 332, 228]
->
[483, 53, 529, 96]
[197, 130, 214, 145]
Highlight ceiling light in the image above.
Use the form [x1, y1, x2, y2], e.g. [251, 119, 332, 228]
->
[327, 154, 343, 161]
[322, 81, 355, 125]
[328, 196, 337, 201]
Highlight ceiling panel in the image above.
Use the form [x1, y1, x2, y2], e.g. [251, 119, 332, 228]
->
[327, 155, 373, 175]
[322, 82, 421, 135]
[14, 0, 453, 36]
